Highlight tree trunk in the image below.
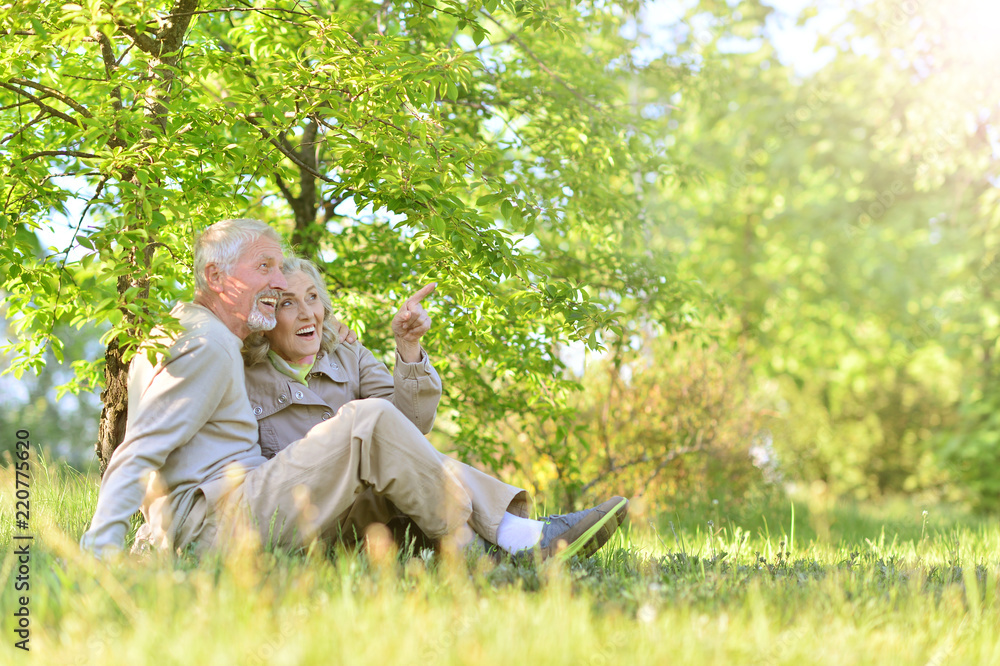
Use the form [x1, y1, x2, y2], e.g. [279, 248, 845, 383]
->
[97, 339, 130, 473]
[280, 119, 322, 253]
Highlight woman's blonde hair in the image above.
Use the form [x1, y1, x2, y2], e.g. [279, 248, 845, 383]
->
[242, 256, 340, 366]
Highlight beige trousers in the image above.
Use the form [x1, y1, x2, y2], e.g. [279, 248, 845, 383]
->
[221, 398, 528, 549]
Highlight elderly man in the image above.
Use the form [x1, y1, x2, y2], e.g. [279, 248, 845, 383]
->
[81, 218, 627, 560]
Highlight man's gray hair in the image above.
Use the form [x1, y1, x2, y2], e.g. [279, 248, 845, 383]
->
[193, 218, 284, 295]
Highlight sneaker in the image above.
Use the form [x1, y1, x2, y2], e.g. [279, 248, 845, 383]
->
[536, 496, 629, 561]
[541, 496, 630, 532]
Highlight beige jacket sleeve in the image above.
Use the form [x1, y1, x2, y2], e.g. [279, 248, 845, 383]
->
[352, 343, 442, 435]
[80, 335, 231, 555]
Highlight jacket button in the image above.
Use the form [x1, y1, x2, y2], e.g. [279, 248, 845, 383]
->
[294, 391, 304, 400]
[278, 394, 287, 404]
[253, 406, 262, 415]
[322, 411, 332, 420]
[331, 363, 339, 369]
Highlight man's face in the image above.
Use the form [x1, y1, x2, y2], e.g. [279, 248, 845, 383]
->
[215, 237, 287, 337]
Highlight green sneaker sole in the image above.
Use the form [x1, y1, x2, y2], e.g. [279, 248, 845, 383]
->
[552, 497, 628, 562]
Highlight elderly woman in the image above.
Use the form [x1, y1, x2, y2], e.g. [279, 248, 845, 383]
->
[242, 257, 627, 559]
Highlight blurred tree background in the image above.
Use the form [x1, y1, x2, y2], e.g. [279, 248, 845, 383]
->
[3, 0, 1000, 513]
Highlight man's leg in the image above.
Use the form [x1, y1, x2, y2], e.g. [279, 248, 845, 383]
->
[331, 457, 531, 553]
[334, 488, 435, 551]
[233, 398, 473, 548]
[436, 456, 628, 559]
[438, 456, 530, 544]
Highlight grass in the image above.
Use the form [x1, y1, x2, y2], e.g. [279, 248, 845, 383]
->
[1, 458, 999, 665]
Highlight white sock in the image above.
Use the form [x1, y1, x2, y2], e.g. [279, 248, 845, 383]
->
[495, 512, 545, 554]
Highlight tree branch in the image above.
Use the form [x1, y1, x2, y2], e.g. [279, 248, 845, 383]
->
[0, 82, 82, 128]
[115, 23, 160, 56]
[19, 150, 101, 162]
[577, 435, 709, 495]
[313, 115, 378, 153]
[464, 34, 517, 53]
[0, 99, 36, 112]
[478, 10, 602, 111]
[2, 109, 48, 145]
[274, 172, 295, 204]
[95, 32, 130, 148]
[243, 114, 339, 185]
[409, 0, 469, 22]
[232, 0, 310, 25]
[171, 4, 313, 19]
[147, 241, 183, 262]
[9, 78, 93, 119]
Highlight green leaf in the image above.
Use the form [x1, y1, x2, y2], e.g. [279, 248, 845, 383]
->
[500, 199, 513, 221]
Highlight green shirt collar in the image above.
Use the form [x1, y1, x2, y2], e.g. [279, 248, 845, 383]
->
[267, 350, 315, 385]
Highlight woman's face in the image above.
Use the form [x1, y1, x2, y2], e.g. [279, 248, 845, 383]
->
[264, 270, 325, 363]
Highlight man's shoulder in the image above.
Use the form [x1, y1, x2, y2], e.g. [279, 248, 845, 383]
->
[135, 303, 241, 370]
[173, 302, 235, 342]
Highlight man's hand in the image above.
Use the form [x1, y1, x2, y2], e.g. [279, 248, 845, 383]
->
[392, 283, 436, 362]
[334, 319, 358, 346]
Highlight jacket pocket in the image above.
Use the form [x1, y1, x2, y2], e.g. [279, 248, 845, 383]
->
[258, 421, 284, 459]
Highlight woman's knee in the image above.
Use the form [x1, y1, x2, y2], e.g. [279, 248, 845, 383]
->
[353, 397, 397, 419]
[355, 398, 418, 434]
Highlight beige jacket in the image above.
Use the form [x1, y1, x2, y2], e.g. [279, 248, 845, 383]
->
[80, 302, 267, 555]
[243, 342, 442, 458]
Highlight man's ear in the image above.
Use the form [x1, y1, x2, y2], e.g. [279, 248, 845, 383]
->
[203, 263, 226, 294]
